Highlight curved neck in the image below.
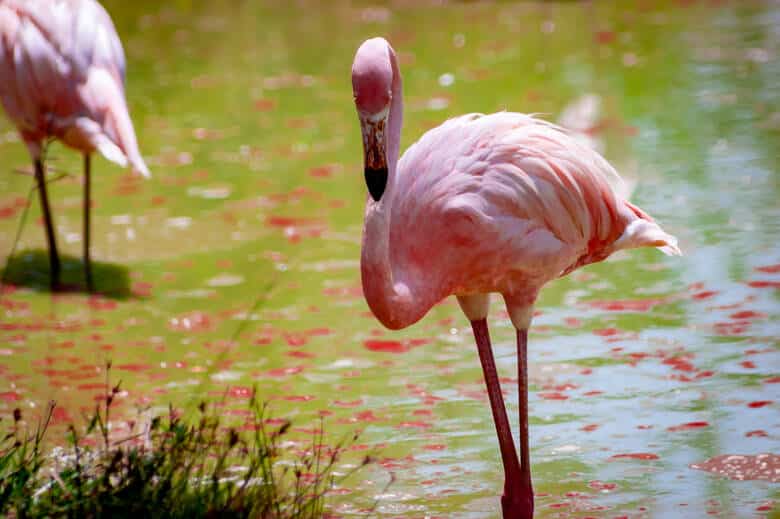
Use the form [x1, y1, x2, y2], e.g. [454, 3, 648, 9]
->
[385, 51, 403, 182]
[360, 47, 430, 330]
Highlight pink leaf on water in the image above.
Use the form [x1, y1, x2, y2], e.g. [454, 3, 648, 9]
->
[588, 480, 617, 492]
[583, 390, 603, 397]
[265, 366, 304, 378]
[228, 387, 252, 399]
[115, 363, 152, 373]
[730, 310, 767, 320]
[594, 30, 616, 44]
[668, 421, 709, 432]
[364, 340, 408, 353]
[0, 391, 21, 402]
[610, 452, 660, 460]
[748, 280, 780, 289]
[538, 392, 569, 401]
[692, 290, 718, 300]
[333, 399, 362, 408]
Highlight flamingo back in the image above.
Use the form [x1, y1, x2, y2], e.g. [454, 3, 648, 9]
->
[390, 112, 678, 299]
[0, 0, 148, 176]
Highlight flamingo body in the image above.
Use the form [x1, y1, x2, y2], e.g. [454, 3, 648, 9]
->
[352, 37, 679, 518]
[0, 0, 148, 175]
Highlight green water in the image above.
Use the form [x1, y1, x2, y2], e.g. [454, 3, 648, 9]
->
[1, 1, 778, 517]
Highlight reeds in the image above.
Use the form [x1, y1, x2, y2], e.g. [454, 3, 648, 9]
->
[0, 378, 371, 518]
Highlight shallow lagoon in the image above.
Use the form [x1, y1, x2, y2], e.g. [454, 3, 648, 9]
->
[0, 1, 778, 516]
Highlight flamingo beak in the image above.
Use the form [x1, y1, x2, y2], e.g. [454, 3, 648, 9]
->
[360, 116, 388, 202]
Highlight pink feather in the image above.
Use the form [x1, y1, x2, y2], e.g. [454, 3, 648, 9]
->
[0, 0, 148, 176]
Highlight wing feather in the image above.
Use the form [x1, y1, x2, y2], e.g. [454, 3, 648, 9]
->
[0, 0, 147, 174]
[392, 112, 674, 291]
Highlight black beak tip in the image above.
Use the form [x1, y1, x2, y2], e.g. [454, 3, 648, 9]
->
[365, 166, 388, 202]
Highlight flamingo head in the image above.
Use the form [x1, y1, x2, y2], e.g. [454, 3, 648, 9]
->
[352, 37, 393, 201]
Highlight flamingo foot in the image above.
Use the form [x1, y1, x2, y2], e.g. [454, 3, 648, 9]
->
[501, 487, 534, 519]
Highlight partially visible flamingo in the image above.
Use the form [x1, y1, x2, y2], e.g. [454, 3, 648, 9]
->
[351, 37, 680, 519]
[0, 0, 150, 291]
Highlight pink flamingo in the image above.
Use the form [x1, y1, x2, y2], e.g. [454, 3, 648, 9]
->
[0, 0, 150, 291]
[351, 37, 680, 518]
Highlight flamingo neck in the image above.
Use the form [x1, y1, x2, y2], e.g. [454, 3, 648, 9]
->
[360, 47, 430, 330]
[385, 50, 403, 181]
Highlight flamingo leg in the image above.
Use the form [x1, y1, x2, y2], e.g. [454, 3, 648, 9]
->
[34, 159, 60, 291]
[470, 318, 532, 518]
[517, 327, 534, 515]
[83, 154, 94, 292]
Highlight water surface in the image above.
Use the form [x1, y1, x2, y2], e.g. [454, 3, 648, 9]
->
[0, 1, 778, 517]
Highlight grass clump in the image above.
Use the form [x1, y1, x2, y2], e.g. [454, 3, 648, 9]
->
[0, 382, 371, 518]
